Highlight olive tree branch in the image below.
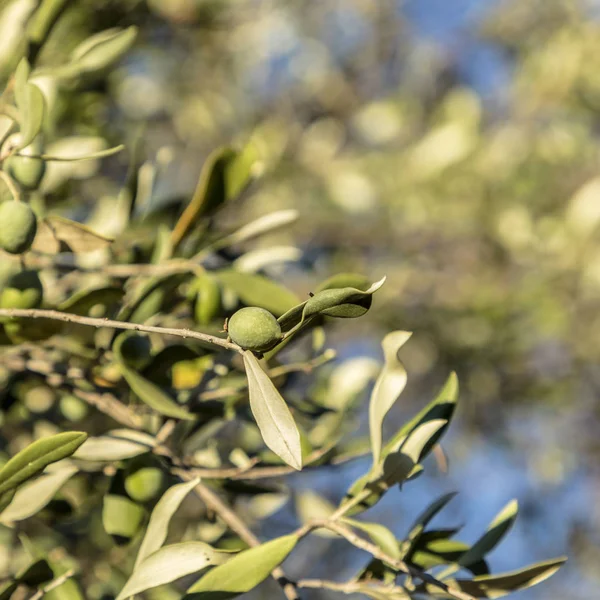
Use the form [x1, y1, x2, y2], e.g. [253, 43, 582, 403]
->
[297, 578, 409, 596]
[0, 308, 241, 353]
[296, 520, 476, 600]
[172, 467, 300, 600]
[28, 568, 76, 600]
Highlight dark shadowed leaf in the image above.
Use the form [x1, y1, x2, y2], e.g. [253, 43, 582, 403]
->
[0, 432, 86, 495]
[118, 542, 229, 600]
[416, 557, 566, 598]
[185, 534, 298, 598]
[243, 351, 302, 470]
[135, 477, 200, 567]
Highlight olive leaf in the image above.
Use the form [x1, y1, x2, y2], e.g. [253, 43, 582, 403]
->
[171, 144, 259, 248]
[0, 559, 54, 599]
[369, 331, 412, 466]
[58, 285, 125, 316]
[68, 26, 138, 75]
[415, 557, 567, 598]
[278, 275, 386, 333]
[16, 81, 45, 149]
[32, 216, 113, 254]
[0, 465, 77, 524]
[120, 365, 195, 421]
[341, 518, 400, 559]
[215, 270, 299, 317]
[185, 534, 298, 598]
[0, 431, 86, 495]
[243, 351, 302, 470]
[135, 477, 200, 567]
[117, 542, 230, 600]
[209, 209, 298, 251]
[438, 500, 519, 579]
[74, 429, 156, 461]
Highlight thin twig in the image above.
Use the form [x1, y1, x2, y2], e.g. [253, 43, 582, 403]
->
[319, 521, 476, 600]
[28, 568, 76, 600]
[0, 308, 241, 353]
[297, 578, 408, 596]
[173, 468, 300, 600]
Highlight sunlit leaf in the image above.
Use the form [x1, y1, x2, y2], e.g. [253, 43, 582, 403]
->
[135, 477, 200, 567]
[74, 429, 156, 461]
[243, 351, 302, 470]
[296, 490, 337, 538]
[0, 431, 86, 495]
[342, 518, 400, 559]
[69, 26, 137, 74]
[0, 465, 77, 524]
[369, 331, 411, 466]
[15, 80, 45, 149]
[185, 534, 298, 598]
[117, 542, 229, 600]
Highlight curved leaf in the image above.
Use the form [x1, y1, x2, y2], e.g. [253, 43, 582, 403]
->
[243, 351, 302, 470]
[369, 331, 412, 466]
[120, 365, 195, 421]
[32, 216, 113, 254]
[70, 26, 137, 74]
[16, 82, 45, 149]
[118, 542, 229, 600]
[135, 477, 200, 567]
[0, 431, 86, 495]
[0, 465, 77, 524]
[186, 534, 298, 598]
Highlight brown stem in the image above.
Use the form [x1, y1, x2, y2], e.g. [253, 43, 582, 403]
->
[0, 308, 241, 353]
[28, 568, 76, 600]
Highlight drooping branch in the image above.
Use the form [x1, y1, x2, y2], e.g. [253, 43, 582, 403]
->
[0, 308, 241, 353]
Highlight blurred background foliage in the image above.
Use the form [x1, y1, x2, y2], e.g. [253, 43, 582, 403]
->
[1, 0, 599, 598]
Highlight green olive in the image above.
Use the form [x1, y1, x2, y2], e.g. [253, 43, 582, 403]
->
[0, 201, 37, 254]
[6, 155, 46, 190]
[0, 270, 43, 309]
[124, 466, 164, 502]
[59, 394, 89, 422]
[227, 307, 282, 352]
[113, 333, 152, 369]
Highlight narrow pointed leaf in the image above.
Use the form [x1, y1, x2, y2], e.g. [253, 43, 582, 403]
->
[216, 270, 299, 317]
[121, 365, 195, 421]
[0, 432, 86, 495]
[342, 518, 400, 559]
[16, 82, 45, 149]
[416, 557, 566, 598]
[70, 26, 137, 74]
[118, 542, 229, 600]
[185, 534, 298, 598]
[32, 216, 113, 254]
[135, 477, 200, 567]
[0, 465, 77, 524]
[243, 351, 302, 470]
[369, 331, 412, 466]
[74, 429, 156, 461]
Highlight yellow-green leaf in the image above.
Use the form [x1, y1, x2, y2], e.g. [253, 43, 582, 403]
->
[0, 431, 86, 495]
[185, 534, 298, 598]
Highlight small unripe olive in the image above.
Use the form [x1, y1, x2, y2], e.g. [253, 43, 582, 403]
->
[113, 333, 152, 369]
[124, 466, 164, 502]
[59, 394, 89, 422]
[6, 155, 46, 190]
[0, 201, 37, 254]
[227, 307, 282, 352]
[0, 270, 43, 309]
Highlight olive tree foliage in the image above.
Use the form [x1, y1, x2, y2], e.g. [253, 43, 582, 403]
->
[0, 3, 565, 600]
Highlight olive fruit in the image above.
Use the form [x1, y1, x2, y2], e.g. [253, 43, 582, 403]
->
[113, 333, 152, 369]
[5, 137, 46, 190]
[227, 307, 282, 352]
[124, 466, 164, 502]
[59, 394, 89, 422]
[0, 201, 37, 254]
[0, 270, 43, 309]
